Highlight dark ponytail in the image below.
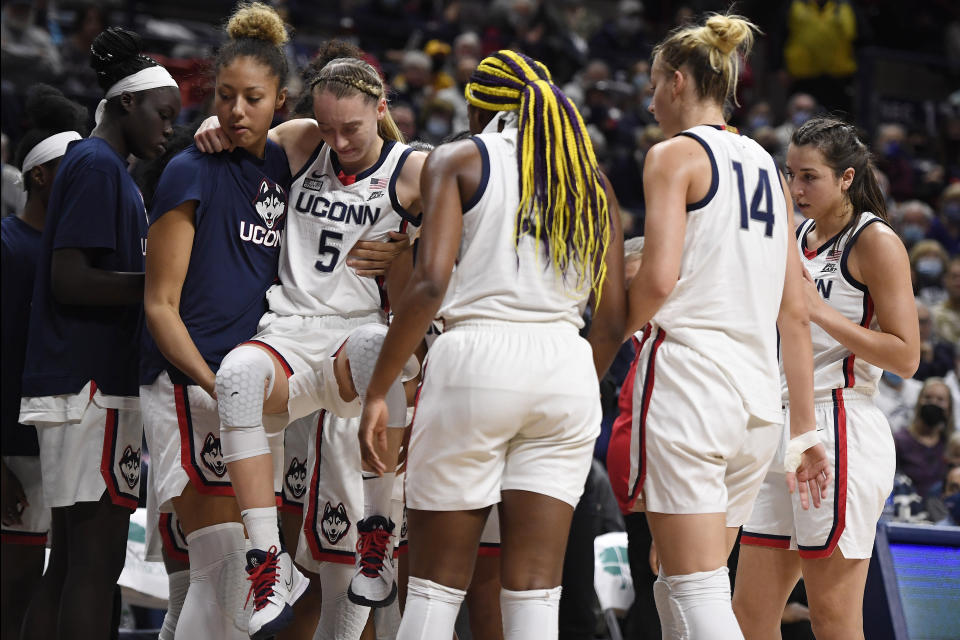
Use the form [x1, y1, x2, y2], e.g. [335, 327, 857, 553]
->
[792, 117, 888, 239]
[90, 27, 159, 92]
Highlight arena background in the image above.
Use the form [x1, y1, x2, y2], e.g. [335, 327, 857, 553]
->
[2, 1, 959, 639]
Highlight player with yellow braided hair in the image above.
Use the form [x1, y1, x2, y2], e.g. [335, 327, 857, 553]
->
[357, 50, 626, 640]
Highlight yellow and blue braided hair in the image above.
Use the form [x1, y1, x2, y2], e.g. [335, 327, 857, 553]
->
[464, 50, 610, 298]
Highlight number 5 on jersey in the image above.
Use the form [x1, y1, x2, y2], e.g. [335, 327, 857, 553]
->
[316, 230, 343, 272]
[732, 161, 775, 237]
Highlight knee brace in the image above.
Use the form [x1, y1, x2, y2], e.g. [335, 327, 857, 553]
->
[660, 567, 743, 640]
[500, 586, 562, 640]
[344, 324, 410, 428]
[159, 569, 190, 640]
[179, 523, 250, 640]
[396, 577, 465, 640]
[313, 562, 369, 640]
[216, 346, 275, 463]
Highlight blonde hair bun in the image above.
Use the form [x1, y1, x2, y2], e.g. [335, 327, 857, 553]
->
[226, 2, 289, 46]
[702, 14, 755, 57]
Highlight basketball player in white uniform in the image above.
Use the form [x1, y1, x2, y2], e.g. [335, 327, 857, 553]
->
[357, 50, 626, 640]
[734, 118, 920, 640]
[196, 56, 425, 638]
[620, 14, 831, 640]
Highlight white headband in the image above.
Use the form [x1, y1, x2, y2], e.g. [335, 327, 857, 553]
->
[21, 131, 82, 178]
[95, 66, 179, 125]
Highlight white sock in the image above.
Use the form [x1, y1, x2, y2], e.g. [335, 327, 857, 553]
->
[663, 567, 743, 640]
[396, 577, 465, 640]
[363, 472, 396, 521]
[176, 523, 249, 640]
[501, 586, 562, 640]
[159, 569, 190, 640]
[313, 561, 370, 640]
[241, 506, 282, 551]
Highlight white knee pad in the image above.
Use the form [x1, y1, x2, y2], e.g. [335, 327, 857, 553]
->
[216, 346, 276, 428]
[501, 586, 562, 640]
[653, 571, 677, 638]
[396, 577, 465, 640]
[217, 346, 275, 463]
[344, 324, 410, 428]
[178, 524, 250, 640]
[313, 562, 370, 640]
[661, 567, 743, 640]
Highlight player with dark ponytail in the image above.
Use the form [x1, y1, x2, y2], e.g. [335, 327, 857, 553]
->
[16, 27, 179, 639]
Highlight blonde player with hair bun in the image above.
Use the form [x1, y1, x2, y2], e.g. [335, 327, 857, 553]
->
[622, 13, 829, 638]
[140, 3, 296, 638]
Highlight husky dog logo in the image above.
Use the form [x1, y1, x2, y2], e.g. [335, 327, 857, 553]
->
[321, 502, 350, 545]
[400, 506, 408, 539]
[118, 445, 141, 490]
[253, 179, 286, 229]
[285, 457, 307, 500]
[200, 433, 227, 478]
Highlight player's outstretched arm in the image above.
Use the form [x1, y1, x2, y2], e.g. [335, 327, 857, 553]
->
[144, 201, 218, 397]
[777, 172, 829, 510]
[587, 175, 626, 380]
[623, 138, 696, 338]
[358, 140, 477, 473]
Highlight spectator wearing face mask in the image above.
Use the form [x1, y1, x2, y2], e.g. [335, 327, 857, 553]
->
[896, 199, 935, 251]
[933, 257, 960, 345]
[915, 300, 956, 380]
[929, 182, 960, 256]
[0, 0, 61, 91]
[875, 123, 916, 202]
[894, 378, 955, 498]
[774, 92, 817, 151]
[910, 239, 950, 307]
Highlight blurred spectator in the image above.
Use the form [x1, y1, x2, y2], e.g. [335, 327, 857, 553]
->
[874, 123, 915, 202]
[774, 92, 817, 151]
[433, 53, 475, 133]
[876, 369, 922, 434]
[423, 38, 455, 91]
[894, 377, 955, 498]
[587, 0, 652, 74]
[781, 0, 857, 113]
[910, 239, 950, 307]
[57, 4, 104, 101]
[946, 353, 960, 429]
[391, 49, 433, 116]
[390, 102, 418, 143]
[0, 0, 61, 91]
[895, 199, 936, 252]
[1, 131, 25, 217]
[916, 300, 956, 380]
[933, 464, 960, 526]
[418, 96, 455, 145]
[562, 58, 611, 110]
[929, 182, 960, 256]
[933, 257, 960, 345]
[451, 30, 481, 63]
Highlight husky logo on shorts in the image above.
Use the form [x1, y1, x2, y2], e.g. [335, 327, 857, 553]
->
[285, 457, 307, 499]
[321, 502, 350, 545]
[118, 445, 141, 490]
[253, 179, 286, 230]
[200, 433, 227, 478]
[400, 506, 408, 539]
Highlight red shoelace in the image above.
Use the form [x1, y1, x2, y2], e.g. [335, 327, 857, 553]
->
[356, 528, 393, 578]
[246, 546, 280, 611]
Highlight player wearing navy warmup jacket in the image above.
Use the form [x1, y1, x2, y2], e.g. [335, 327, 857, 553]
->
[16, 27, 180, 640]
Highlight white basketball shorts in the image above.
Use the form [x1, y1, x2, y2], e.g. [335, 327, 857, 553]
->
[625, 329, 782, 526]
[406, 321, 600, 511]
[743, 389, 895, 560]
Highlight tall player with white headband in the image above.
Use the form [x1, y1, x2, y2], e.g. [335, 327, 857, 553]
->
[17, 27, 180, 639]
[1, 84, 88, 640]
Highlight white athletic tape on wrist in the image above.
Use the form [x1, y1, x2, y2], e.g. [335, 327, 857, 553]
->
[784, 430, 822, 473]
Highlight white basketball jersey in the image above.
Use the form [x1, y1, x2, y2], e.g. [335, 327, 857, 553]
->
[652, 125, 789, 423]
[267, 140, 419, 318]
[438, 121, 588, 328]
[782, 213, 884, 399]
